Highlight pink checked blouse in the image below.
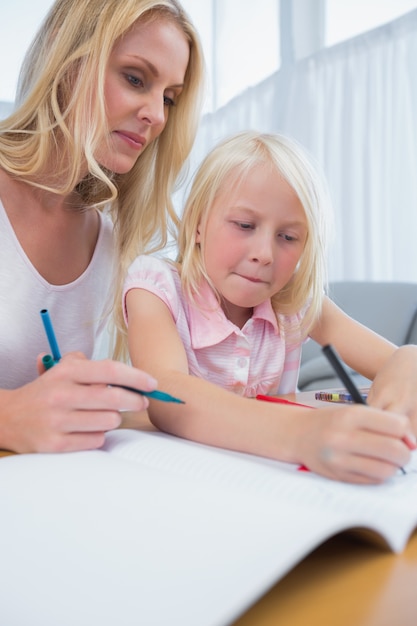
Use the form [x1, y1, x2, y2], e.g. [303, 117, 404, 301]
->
[123, 255, 308, 397]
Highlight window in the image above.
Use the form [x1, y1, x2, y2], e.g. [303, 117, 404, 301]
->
[325, 0, 417, 45]
[181, 0, 279, 112]
[2, 1, 417, 111]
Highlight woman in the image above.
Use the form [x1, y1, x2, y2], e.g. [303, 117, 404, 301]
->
[0, 0, 205, 453]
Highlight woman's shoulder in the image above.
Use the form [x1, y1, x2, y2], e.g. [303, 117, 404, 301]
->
[97, 208, 115, 241]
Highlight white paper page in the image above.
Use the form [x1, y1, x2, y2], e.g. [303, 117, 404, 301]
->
[0, 449, 350, 626]
[1, 434, 417, 626]
[104, 429, 417, 552]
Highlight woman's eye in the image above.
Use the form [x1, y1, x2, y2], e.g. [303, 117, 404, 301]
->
[125, 74, 143, 88]
[163, 95, 176, 107]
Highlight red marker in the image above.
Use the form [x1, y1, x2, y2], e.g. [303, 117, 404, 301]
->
[256, 394, 314, 409]
[256, 394, 314, 472]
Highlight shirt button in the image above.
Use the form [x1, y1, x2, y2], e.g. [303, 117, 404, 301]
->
[237, 357, 247, 368]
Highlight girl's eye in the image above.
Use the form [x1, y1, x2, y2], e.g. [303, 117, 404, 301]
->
[279, 233, 296, 242]
[234, 221, 254, 230]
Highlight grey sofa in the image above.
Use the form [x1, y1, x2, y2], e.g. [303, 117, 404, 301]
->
[298, 281, 417, 391]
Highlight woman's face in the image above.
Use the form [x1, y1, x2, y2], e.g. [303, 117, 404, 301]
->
[98, 16, 190, 173]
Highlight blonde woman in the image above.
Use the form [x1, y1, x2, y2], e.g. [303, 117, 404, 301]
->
[0, 0, 205, 453]
[123, 131, 417, 484]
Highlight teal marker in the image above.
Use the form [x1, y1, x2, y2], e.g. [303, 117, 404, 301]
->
[112, 385, 185, 404]
[40, 309, 61, 363]
[39, 308, 185, 404]
[42, 354, 56, 370]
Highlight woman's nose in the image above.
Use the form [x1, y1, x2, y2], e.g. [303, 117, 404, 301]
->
[137, 92, 166, 127]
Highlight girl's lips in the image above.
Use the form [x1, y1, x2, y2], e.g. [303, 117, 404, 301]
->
[239, 274, 266, 283]
[114, 130, 146, 150]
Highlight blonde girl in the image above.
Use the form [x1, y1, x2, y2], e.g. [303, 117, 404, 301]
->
[123, 130, 417, 484]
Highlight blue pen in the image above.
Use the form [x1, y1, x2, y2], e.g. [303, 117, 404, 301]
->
[39, 309, 185, 404]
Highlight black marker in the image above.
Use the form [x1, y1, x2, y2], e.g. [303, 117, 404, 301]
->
[322, 344, 405, 474]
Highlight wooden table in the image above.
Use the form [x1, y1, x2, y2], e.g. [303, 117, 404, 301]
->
[232, 530, 417, 626]
[2, 393, 417, 625]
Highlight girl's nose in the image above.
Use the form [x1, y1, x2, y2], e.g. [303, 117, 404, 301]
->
[250, 237, 274, 264]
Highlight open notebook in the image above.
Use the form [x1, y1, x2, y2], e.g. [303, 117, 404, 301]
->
[1, 427, 417, 626]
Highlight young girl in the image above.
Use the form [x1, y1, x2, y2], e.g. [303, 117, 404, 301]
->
[0, 0, 205, 453]
[122, 131, 417, 484]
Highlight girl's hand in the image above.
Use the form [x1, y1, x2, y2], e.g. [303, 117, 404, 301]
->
[367, 345, 417, 432]
[297, 403, 416, 484]
[0, 352, 157, 454]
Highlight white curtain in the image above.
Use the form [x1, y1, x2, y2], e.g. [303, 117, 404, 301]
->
[182, 9, 417, 283]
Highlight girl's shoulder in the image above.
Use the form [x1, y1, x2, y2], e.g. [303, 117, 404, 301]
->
[125, 254, 182, 297]
[123, 255, 183, 321]
[127, 254, 178, 279]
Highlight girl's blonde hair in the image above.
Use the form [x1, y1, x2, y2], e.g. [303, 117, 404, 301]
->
[0, 0, 205, 360]
[177, 131, 332, 337]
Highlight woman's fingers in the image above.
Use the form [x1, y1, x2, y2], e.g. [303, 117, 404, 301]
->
[56, 354, 157, 392]
[3, 354, 158, 453]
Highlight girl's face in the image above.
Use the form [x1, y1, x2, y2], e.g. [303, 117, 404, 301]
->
[98, 16, 190, 173]
[196, 164, 308, 328]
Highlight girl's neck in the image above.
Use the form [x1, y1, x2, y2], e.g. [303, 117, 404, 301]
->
[221, 299, 254, 329]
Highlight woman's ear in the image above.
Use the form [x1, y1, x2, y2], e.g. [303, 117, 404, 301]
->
[195, 224, 201, 244]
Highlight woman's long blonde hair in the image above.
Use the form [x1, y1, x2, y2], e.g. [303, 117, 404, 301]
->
[177, 131, 333, 338]
[0, 0, 205, 360]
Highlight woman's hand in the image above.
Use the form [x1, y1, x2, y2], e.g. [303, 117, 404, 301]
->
[0, 352, 157, 454]
[297, 403, 416, 484]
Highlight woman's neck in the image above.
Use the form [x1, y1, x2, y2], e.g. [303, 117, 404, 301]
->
[0, 168, 100, 285]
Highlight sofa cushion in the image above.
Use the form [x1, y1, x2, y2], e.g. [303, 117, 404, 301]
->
[299, 281, 417, 391]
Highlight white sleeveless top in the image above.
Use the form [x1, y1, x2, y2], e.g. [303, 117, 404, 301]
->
[0, 201, 116, 389]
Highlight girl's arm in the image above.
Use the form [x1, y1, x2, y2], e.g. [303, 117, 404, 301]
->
[126, 289, 414, 484]
[309, 296, 396, 380]
[309, 296, 417, 430]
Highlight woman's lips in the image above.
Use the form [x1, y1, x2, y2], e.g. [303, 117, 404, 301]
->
[114, 130, 146, 150]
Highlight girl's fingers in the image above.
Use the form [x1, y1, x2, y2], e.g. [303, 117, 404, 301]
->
[317, 430, 411, 483]
[303, 404, 414, 483]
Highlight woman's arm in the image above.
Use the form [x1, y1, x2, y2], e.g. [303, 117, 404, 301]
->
[126, 289, 414, 484]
